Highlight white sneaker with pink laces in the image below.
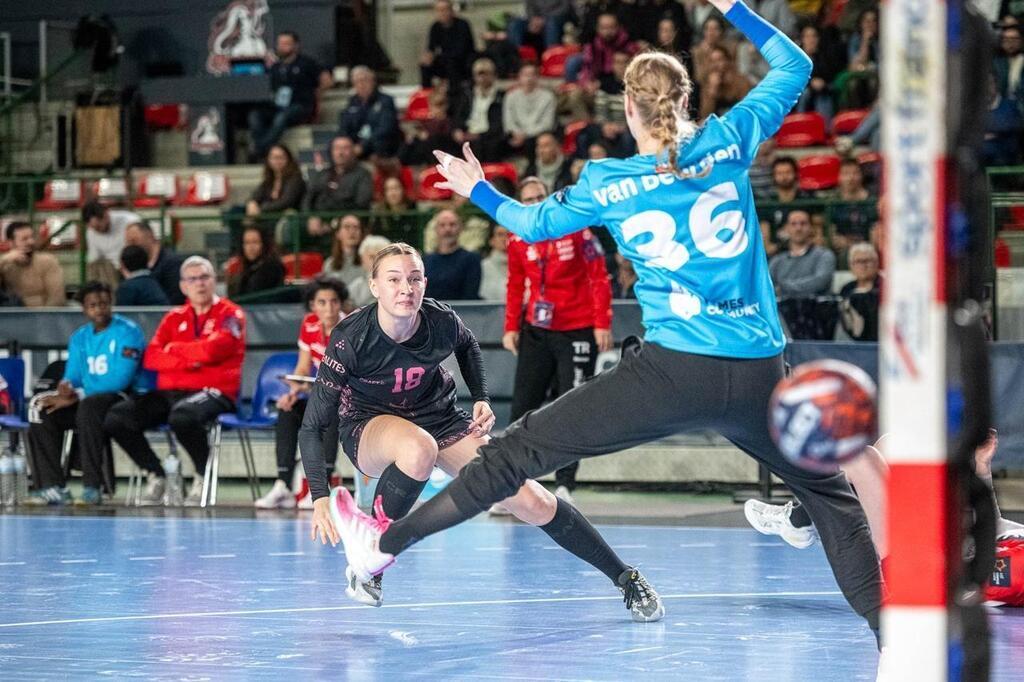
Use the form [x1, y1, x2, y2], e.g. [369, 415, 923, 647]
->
[329, 487, 395, 581]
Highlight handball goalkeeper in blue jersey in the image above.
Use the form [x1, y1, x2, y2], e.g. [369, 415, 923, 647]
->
[321, 0, 882, 639]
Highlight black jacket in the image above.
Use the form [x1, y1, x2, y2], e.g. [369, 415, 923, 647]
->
[116, 272, 170, 306]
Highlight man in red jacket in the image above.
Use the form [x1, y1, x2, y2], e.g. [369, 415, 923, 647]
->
[103, 256, 246, 505]
[499, 176, 613, 505]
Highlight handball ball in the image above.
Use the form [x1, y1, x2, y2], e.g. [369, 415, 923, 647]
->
[768, 360, 877, 472]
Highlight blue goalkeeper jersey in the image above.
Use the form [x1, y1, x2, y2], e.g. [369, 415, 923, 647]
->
[472, 2, 810, 359]
[63, 314, 146, 396]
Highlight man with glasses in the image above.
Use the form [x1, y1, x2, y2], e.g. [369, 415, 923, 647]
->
[451, 57, 507, 162]
[103, 256, 246, 505]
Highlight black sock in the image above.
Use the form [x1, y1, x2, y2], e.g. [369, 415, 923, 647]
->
[789, 502, 812, 528]
[374, 463, 429, 520]
[540, 498, 628, 583]
[380, 486, 469, 555]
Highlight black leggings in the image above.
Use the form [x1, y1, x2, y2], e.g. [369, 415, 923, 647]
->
[510, 324, 598, 490]
[104, 389, 234, 476]
[275, 399, 338, 488]
[387, 339, 882, 628]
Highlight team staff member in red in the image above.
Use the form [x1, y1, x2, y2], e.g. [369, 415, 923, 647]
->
[502, 176, 613, 502]
[104, 256, 246, 506]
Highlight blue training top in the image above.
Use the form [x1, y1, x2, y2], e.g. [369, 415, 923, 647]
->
[472, 2, 811, 359]
[63, 314, 147, 396]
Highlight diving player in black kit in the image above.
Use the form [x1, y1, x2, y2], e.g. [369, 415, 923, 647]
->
[298, 242, 663, 620]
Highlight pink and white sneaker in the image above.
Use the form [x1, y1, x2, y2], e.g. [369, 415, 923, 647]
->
[329, 487, 396, 581]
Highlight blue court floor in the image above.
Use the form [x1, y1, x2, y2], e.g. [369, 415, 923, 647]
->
[1, 514, 1022, 680]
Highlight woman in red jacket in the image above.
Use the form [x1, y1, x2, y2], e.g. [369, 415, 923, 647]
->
[500, 177, 613, 503]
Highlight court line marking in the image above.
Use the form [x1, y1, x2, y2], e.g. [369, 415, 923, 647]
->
[128, 556, 165, 561]
[267, 552, 305, 557]
[197, 554, 236, 559]
[0, 561, 26, 566]
[0, 590, 842, 629]
[59, 559, 97, 564]
[1, 515, 757, 533]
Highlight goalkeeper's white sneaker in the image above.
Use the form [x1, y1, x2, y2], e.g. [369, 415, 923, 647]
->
[329, 487, 395, 581]
[744, 499, 818, 549]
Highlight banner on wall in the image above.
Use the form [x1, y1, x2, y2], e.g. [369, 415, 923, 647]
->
[206, 0, 271, 75]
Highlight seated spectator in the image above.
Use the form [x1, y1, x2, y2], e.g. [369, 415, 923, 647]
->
[255, 277, 351, 509]
[424, 209, 482, 300]
[503, 63, 557, 159]
[996, 24, 1024, 103]
[834, 103, 880, 154]
[760, 219, 780, 258]
[655, 17, 690, 57]
[985, 72, 1024, 167]
[699, 45, 752, 119]
[839, 242, 882, 342]
[423, 193, 494, 253]
[634, 0, 691, 52]
[837, 8, 879, 109]
[399, 86, 459, 166]
[103, 256, 245, 506]
[0, 221, 65, 307]
[370, 178, 419, 243]
[245, 144, 306, 219]
[795, 23, 842, 123]
[480, 224, 510, 301]
[116, 245, 170, 306]
[579, 50, 637, 157]
[124, 221, 185, 304]
[228, 226, 286, 298]
[765, 156, 810, 237]
[830, 158, 877, 259]
[338, 67, 401, 160]
[348, 235, 392, 306]
[769, 210, 837, 339]
[82, 200, 141, 290]
[322, 214, 365, 285]
[569, 13, 635, 86]
[690, 15, 729, 83]
[481, 19, 522, 79]
[525, 132, 574, 191]
[24, 281, 146, 505]
[612, 252, 637, 298]
[419, 0, 476, 88]
[749, 138, 776, 199]
[305, 136, 373, 242]
[509, 0, 577, 51]
[451, 58, 507, 162]
[248, 31, 331, 161]
[749, 0, 796, 37]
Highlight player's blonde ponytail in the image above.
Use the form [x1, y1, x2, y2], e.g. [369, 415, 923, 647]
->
[623, 52, 696, 178]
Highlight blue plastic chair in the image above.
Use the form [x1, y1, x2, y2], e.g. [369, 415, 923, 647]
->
[0, 357, 27, 432]
[207, 352, 299, 506]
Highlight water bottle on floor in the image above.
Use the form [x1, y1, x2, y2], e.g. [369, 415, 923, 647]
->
[0, 448, 13, 508]
[11, 447, 28, 505]
[164, 454, 183, 506]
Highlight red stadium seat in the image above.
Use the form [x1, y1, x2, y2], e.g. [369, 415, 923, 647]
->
[373, 164, 416, 201]
[184, 172, 229, 205]
[282, 252, 325, 282]
[518, 46, 539, 64]
[482, 162, 519, 187]
[224, 255, 242, 278]
[92, 178, 128, 205]
[34, 180, 83, 210]
[403, 88, 433, 122]
[133, 173, 179, 208]
[562, 120, 588, 156]
[995, 237, 1012, 267]
[797, 154, 841, 191]
[540, 45, 580, 78]
[417, 167, 453, 201]
[857, 151, 882, 167]
[831, 109, 871, 136]
[776, 113, 827, 148]
[144, 104, 184, 129]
